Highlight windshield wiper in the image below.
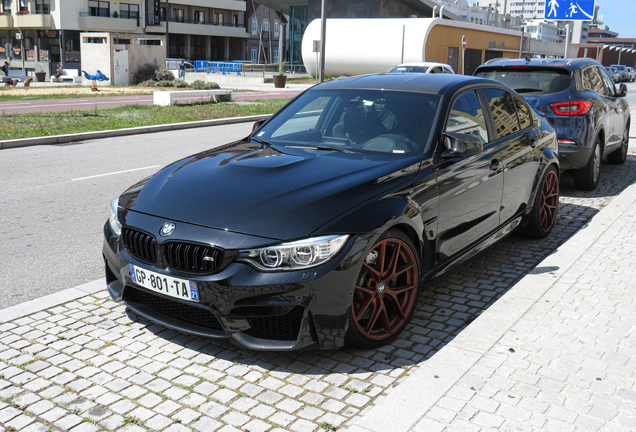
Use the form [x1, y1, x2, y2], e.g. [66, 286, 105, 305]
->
[287, 144, 355, 153]
[251, 137, 273, 147]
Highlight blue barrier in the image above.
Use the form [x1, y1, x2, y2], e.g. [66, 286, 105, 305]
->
[192, 61, 242, 76]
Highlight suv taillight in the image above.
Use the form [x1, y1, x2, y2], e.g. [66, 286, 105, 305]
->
[550, 101, 592, 116]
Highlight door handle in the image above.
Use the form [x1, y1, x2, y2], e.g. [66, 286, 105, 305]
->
[490, 159, 502, 171]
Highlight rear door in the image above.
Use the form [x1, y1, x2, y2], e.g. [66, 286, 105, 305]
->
[481, 88, 542, 224]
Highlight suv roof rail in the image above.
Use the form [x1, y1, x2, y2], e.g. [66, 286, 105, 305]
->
[484, 57, 505, 65]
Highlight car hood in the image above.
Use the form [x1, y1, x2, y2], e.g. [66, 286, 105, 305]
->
[119, 140, 420, 241]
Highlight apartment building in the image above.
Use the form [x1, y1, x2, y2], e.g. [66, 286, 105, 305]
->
[0, 0, 249, 76]
[247, 1, 286, 64]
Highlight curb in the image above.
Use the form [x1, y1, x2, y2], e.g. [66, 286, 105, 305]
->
[344, 180, 636, 432]
[0, 278, 106, 324]
[0, 114, 271, 150]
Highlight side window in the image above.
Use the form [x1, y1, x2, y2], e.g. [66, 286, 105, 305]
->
[513, 95, 532, 130]
[483, 88, 520, 138]
[430, 67, 443, 74]
[597, 67, 617, 96]
[444, 90, 489, 143]
[443, 67, 453, 74]
[582, 66, 605, 95]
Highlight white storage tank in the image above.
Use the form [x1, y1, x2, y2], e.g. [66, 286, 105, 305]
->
[301, 18, 523, 77]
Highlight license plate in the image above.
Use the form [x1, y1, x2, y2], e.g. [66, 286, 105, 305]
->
[129, 264, 199, 302]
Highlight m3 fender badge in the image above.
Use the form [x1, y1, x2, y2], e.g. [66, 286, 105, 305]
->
[160, 222, 176, 236]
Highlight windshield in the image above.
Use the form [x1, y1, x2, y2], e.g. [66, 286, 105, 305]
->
[475, 68, 571, 94]
[254, 89, 440, 156]
[388, 65, 430, 74]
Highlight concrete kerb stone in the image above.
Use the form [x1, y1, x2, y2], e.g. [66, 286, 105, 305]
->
[0, 114, 271, 150]
[0, 278, 105, 324]
[345, 181, 636, 432]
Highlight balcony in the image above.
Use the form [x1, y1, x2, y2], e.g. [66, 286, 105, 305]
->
[0, 13, 13, 28]
[166, 19, 248, 38]
[14, 12, 52, 29]
[79, 13, 140, 33]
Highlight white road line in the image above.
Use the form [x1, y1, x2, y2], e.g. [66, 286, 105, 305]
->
[72, 165, 161, 181]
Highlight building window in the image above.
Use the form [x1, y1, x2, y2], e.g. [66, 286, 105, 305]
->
[191, 35, 205, 58]
[194, 11, 205, 23]
[215, 12, 224, 26]
[18, 0, 27, 12]
[160, 7, 165, 21]
[35, 0, 50, 14]
[251, 19, 257, 35]
[1, 0, 11, 13]
[88, 1, 110, 17]
[274, 21, 279, 37]
[274, 48, 279, 62]
[113, 38, 131, 44]
[263, 19, 269, 33]
[120, 3, 139, 20]
[251, 47, 257, 62]
[233, 14, 239, 27]
[175, 8, 184, 22]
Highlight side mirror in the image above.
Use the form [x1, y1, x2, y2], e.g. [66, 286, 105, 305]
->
[617, 83, 628, 97]
[441, 132, 484, 158]
[252, 119, 266, 132]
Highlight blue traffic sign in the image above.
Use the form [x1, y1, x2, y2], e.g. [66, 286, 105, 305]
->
[544, 0, 595, 21]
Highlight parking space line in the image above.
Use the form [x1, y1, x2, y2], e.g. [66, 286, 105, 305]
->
[71, 165, 160, 181]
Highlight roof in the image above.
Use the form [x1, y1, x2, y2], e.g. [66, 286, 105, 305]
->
[311, 73, 496, 95]
[478, 57, 601, 70]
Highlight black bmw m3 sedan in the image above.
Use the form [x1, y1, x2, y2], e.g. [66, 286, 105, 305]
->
[103, 73, 560, 351]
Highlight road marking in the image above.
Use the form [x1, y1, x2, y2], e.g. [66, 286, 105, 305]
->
[72, 165, 161, 181]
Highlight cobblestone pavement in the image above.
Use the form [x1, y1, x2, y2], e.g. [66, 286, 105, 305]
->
[1, 148, 636, 432]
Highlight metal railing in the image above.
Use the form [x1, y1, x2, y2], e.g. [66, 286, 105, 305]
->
[193, 60, 243, 75]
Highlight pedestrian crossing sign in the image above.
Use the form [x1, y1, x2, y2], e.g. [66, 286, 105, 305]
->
[544, 0, 596, 21]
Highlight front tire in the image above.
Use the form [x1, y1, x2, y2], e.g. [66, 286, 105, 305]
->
[572, 136, 601, 191]
[518, 165, 559, 239]
[347, 230, 421, 348]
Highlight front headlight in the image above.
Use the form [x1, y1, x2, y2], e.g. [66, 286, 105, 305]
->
[108, 198, 122, 237]
[238, 235, 349, 271]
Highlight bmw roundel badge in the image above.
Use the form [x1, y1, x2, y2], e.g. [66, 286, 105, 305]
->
[160, 222, 176, 236]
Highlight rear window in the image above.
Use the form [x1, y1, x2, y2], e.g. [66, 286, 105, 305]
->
[475, 68, 571, 94]
[388, 66, 429, 74]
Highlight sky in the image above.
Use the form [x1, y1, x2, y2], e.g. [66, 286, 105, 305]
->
[467, 0, 636, 39]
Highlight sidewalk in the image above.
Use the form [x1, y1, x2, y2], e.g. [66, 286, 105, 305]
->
[1, 164, 635, 432]
[345, 179, 636, 431]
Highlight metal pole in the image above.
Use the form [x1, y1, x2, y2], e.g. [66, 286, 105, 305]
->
[519, 27, 524, 58]
[165, 0, 170, 58]
[564, 22, 570, 59]
[400, 25, 405, 64]
[319, 0, 326, 83]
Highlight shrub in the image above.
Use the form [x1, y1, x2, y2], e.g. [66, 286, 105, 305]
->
[155, 80, 175, 88]
[174, 80, 189, 88]
[190, 80, 206, 89]
[133, 63, 159, 85]
[137, 80, 157, 87]
[216, 94, 232, 103]
[154, 67, 174, 82]
[203, 82, 220, 89]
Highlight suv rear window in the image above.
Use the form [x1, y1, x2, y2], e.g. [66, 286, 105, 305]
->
[475, 68, 571, 94]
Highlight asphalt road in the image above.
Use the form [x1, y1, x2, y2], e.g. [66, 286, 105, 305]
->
[0, 122, 253, 308]
[1, 82, 635, 309]
[0, 90, 302, 114]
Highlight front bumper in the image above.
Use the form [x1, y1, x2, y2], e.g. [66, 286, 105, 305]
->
[103, 211, 370, 351]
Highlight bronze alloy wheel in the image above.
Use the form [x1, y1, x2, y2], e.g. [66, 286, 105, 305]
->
[540, 169, 559, 232]
[351, 237, 419, 343]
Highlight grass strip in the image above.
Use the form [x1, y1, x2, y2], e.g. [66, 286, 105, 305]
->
[0, 100, 287, 140]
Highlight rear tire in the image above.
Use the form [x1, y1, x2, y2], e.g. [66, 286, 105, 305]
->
[572, 136, 601, 191]
[607, 123, 629, 165]
[518, 165, 559, 239]
[347, 229, 423, 348]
